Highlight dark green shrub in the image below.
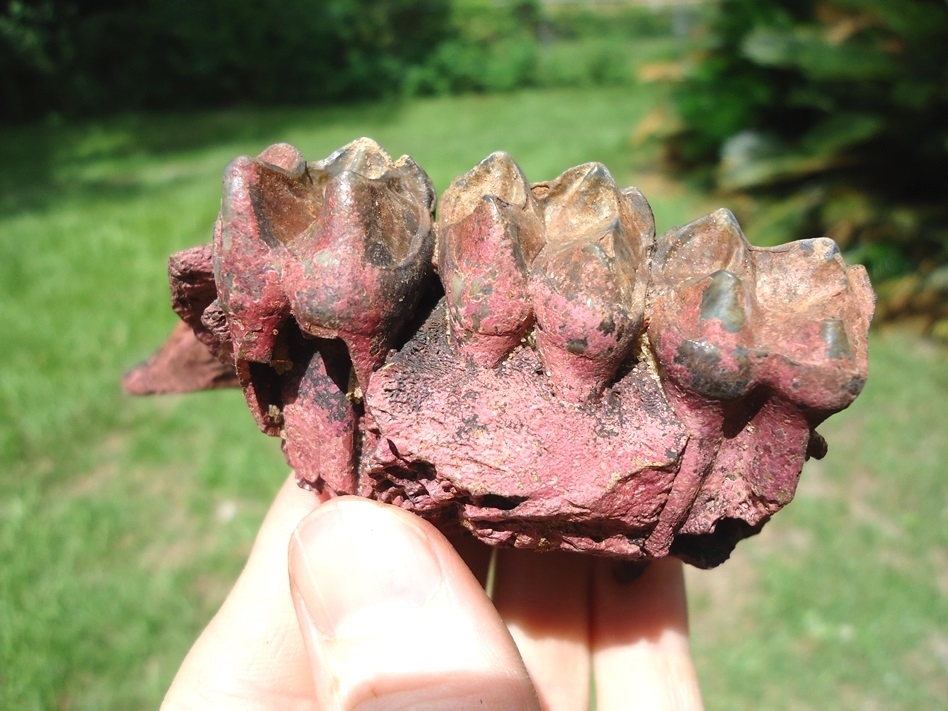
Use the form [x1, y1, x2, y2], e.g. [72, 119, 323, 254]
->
[544, 2, 677, 40]
[403, 0, 541, 95]
[1, 0, 674, 121]
[658, 0, 948, 330]
[0, 0, 452, 121]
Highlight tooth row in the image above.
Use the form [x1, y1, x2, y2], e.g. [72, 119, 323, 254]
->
[166, 138, 875, 417]
[203, 140, 872, 415]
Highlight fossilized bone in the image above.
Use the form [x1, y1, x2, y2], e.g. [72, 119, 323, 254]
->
[125, 138, 874, 568]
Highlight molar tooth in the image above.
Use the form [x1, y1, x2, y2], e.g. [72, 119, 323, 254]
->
[285, 155, 435, 387]
[527, 163, 650, 401]
[536, 162, 622, 238]
[313, 137, 394, 179]
[648, 209, 875, 415]
[257, 142, 306, 175]
[654, 208, 752, 287]
[754, 236, 851, 309]
[530, 220, 642, 402]
[215, 152, 296, 364]
[438, 151, 535, 226]
[436, 152, 543, 366]
[619, 186, 656, 262]
[651, 268, 755, 400]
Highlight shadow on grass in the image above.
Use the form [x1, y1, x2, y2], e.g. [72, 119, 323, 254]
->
[0, 99, 408, 216]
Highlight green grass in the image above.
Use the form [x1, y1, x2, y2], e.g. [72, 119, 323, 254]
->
[1, 85, 945, 710]
[686, 330, 948, 710]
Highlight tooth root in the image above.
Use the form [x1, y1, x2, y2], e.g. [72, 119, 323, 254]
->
[438, 196, 538, 367]
[281, 338, 357, 495]
[234, 358, 284, 436]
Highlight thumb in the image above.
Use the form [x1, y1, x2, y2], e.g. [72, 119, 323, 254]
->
[288, 496, 540, 711]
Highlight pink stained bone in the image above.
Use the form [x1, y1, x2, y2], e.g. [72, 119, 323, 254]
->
[124, 139, 875, 568]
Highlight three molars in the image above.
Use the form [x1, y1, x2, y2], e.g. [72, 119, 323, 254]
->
[436, 153, 654, 401]
[214, 137, 436, 391]
[648, 208, 875, 413]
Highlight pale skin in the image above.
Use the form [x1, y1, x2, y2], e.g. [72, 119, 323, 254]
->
[162, 474, 705, 711]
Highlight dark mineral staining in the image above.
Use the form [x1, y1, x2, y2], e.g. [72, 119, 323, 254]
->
[699, 270, 747, 333]
[674, 339, 752, 400]
[821, 318, 853, 360]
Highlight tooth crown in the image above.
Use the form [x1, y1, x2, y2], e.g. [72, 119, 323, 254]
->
[126, 139, 875, 568]
[648, 209, 873, 412]
[437, 157, 654, 400]
[437, 152, 542, 367]
[214, 138, 435, 393]
[529, 167, 653, 401]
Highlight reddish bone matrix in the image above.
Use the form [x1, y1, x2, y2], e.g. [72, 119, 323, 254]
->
[124, 138, 875, 568]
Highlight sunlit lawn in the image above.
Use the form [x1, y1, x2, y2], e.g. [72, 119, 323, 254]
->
[1, 84, 945, 710]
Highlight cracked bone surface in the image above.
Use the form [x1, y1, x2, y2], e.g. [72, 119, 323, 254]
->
[125, 138, 875, 568]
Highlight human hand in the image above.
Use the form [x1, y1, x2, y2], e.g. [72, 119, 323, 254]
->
[161, 474, 704, 711]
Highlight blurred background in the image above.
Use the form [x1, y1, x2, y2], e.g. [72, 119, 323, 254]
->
[1, 1, 945, 708]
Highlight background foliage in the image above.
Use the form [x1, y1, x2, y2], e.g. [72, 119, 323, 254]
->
[0, 0, 683, 122]
[0, 0, 453, 118]
[653, 0, 948, 335]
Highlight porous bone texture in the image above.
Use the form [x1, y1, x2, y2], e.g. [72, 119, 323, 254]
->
[125, 138, 875, 568]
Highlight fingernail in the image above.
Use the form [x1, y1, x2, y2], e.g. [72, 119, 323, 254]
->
[290, 499, 444, 640]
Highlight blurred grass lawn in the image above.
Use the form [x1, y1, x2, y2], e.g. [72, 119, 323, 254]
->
[1, 83, 945, 710]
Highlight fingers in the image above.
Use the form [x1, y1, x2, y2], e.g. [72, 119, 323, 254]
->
[491, 549, 593, 711]
[162, 474, 327, 711]
[289, 496, 541, 711]
[161, 470, 703, 711]
[590, 558, 704, 711]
